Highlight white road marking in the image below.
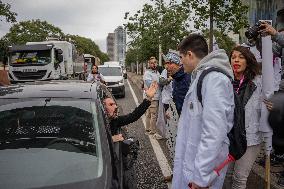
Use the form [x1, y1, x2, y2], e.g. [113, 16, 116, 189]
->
[127, 79, 172, 189]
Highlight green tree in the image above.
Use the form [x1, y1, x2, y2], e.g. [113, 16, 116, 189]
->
[125, 48, 138, 66]
[189, 0, 248, 52]
[125, 0, 191, 62]
[1, 19, 108, 63]
[0, 38, 9, 63]
[0, 0, 17, 62]
[204, 29, 236, 55]
[3, 19, 65, 45]
[0, 0, 17, 23]
[67, 35, 109, 63]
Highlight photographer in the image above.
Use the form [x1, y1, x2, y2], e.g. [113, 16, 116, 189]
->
[260, 22, 284, 65]
[258, 9, 284, 82]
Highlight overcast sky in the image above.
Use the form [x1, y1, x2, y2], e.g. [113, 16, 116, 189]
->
[0, 0, 149, 52]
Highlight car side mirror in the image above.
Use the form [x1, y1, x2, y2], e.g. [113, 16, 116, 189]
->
[57, 49, 63, 54]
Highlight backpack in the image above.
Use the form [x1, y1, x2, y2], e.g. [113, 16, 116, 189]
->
[197, 67, 247, 160]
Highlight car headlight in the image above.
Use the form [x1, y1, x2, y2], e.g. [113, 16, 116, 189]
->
[119, 79, 124, 84]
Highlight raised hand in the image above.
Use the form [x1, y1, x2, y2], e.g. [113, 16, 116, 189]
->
[145, 81, 158, 100]
[260, 22, 277, 36]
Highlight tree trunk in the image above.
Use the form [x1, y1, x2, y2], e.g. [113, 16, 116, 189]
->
[158, 44, 162, 66]
[141, 62, 144, 75]
[136, 61, 139, 74]
[209, 1, 214, 52]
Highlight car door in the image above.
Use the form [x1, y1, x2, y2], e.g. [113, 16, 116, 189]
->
[97, 84, 124, 189]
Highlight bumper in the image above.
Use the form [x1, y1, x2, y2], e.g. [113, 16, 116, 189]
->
[108, 85, 125, 95]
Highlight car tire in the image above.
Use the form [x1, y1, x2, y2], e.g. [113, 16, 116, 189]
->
[120, 89, 125, 98]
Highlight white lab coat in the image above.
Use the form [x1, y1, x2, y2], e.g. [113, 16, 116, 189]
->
[172, 50, 235, 189]
[160, 69, 173, 104]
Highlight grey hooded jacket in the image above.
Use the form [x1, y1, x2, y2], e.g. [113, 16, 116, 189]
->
[172, 49, 234, 189]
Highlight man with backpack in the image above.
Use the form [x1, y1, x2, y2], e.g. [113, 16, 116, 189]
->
[172, 34, 235, 189]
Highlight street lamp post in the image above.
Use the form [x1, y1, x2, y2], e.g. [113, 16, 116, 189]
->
[158, 0, 162, 66]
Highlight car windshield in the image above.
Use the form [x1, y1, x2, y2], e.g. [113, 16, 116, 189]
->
[10, 50, 51, 65]
[0, 99, 103, 188]
[98, 67, 122, 76]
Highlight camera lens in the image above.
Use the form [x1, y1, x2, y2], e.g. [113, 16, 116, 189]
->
[245, 22, 262, 40]
[245, 30, 253, 39]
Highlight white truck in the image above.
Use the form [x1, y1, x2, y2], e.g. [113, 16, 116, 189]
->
[8, 40, 76, 81]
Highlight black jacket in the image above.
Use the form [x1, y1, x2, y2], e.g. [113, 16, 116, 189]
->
[110, 99, 151, 135]
[172, 66, 191, 115]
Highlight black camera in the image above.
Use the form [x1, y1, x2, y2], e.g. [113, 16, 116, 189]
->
[245, 21, 266, 42]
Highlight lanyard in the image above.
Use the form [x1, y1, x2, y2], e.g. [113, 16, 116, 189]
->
[236, 75, 245, 94]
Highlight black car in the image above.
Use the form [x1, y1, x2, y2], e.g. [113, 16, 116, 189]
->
[0, 80, 125, 189]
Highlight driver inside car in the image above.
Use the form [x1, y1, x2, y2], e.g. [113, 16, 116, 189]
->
[103, 82, 158, 142]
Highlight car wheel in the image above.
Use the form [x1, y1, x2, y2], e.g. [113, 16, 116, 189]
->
[120, 89, 125, 98]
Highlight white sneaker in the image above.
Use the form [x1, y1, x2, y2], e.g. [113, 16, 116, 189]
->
[153, 133, 163, 140]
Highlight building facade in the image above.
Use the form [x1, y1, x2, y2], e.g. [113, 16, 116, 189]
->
[114, 26, 126, 65]
[107, 33, 115, 61]
[240, 0, 284, 42]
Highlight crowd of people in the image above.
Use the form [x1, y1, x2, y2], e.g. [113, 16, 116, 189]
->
[1, 17, 284, 189]
[138, 23, 284, 189]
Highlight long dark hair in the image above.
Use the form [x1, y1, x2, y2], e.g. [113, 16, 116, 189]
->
[91, 64, 99, 74]
[229, 46, 261, 81]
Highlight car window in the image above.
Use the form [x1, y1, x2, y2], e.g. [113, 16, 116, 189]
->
[98, 67, 122, 76]
[0, 98, 103, 188]
[97, 84, 120, 115]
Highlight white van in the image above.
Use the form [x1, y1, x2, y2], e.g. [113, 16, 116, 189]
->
[98, 64, 125, 97]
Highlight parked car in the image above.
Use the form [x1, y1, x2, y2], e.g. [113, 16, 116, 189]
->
[0, 80, 125, 189]
[98, 64, 125, 98]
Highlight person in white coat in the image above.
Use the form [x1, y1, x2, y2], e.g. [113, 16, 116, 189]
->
[172, 34, 235, 189]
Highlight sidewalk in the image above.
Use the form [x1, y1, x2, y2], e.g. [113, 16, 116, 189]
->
[127, 71, 283, 189]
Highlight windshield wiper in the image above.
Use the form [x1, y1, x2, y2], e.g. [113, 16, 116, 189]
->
[48, 137, 96, 148]
[0, 137, 96, 155]
[0, 137, 55, 144]
[47, 137, 96, 154]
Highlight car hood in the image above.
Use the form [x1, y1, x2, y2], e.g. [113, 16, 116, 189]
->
[0, 148, 108, 189]
[102, 76, 123, 82]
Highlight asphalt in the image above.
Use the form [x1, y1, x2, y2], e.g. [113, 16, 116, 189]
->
[115, 78, 169, 189]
